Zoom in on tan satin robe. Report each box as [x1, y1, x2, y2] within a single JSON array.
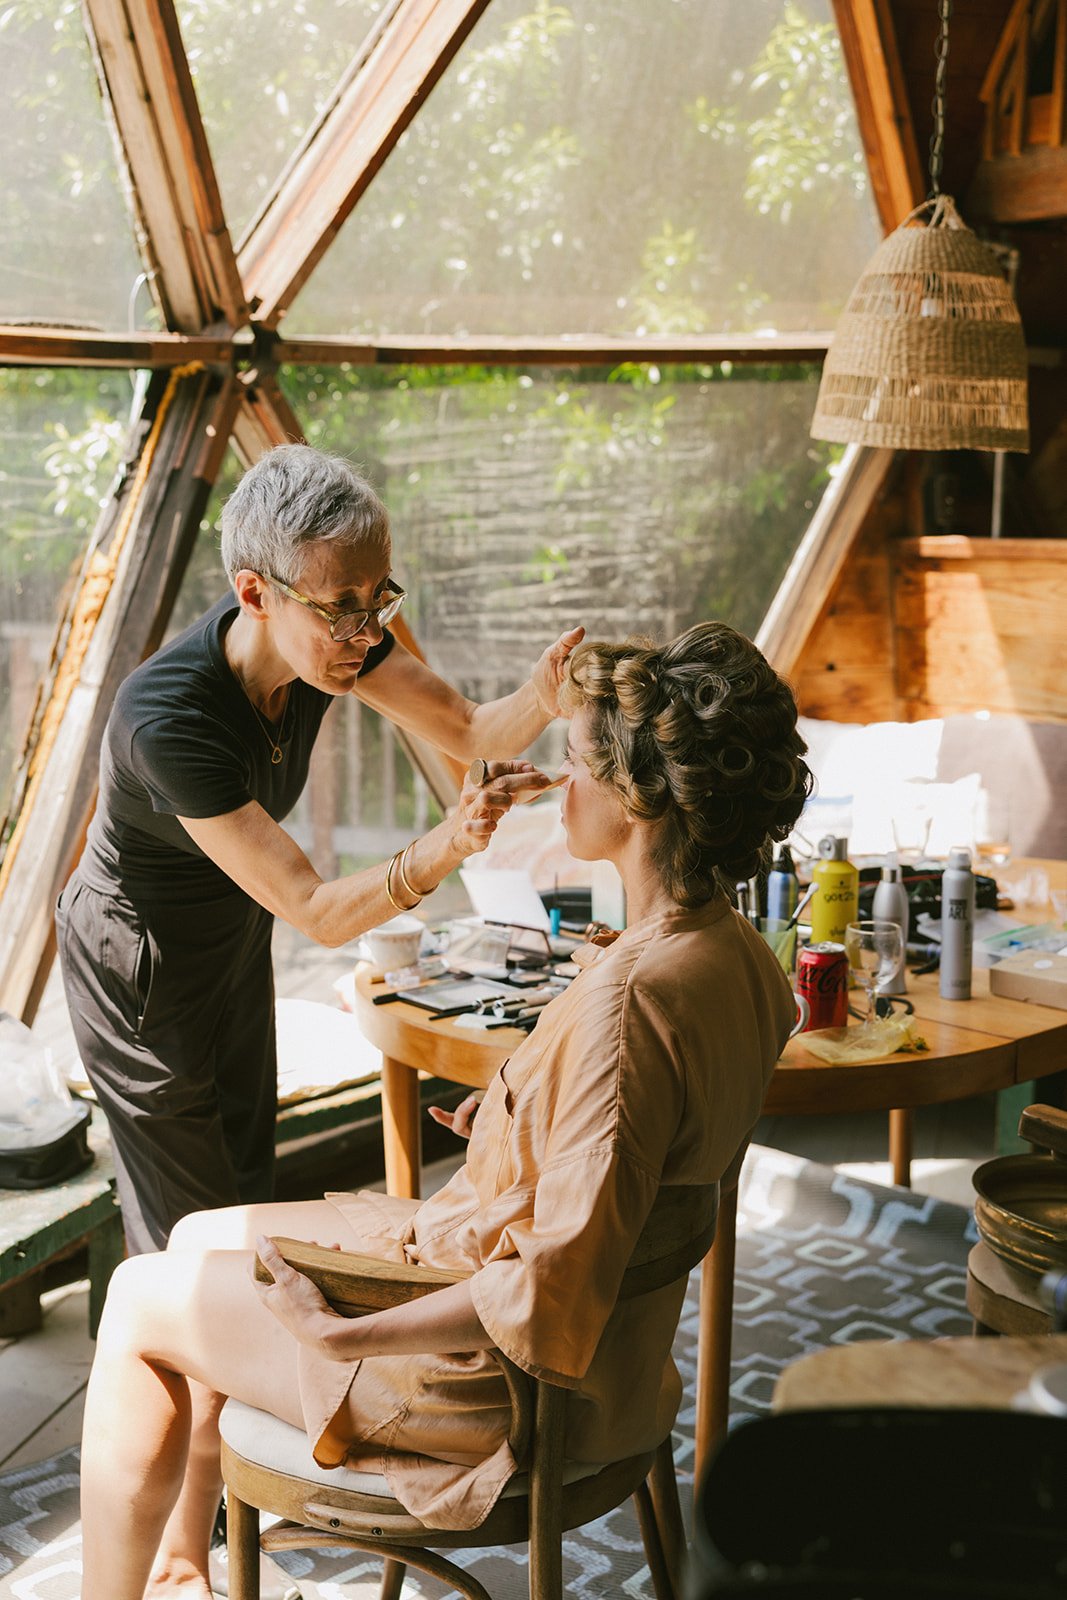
[[298, 893, 794, 1529]]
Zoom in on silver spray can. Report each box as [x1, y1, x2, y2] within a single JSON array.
[[871, 859, 909, 994], [939, 846, 975, 1001]]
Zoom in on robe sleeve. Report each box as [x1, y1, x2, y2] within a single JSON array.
[[467, 974, 686, 1387]]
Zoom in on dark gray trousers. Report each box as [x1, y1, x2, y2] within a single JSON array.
[[56, 874, 277, 1253]]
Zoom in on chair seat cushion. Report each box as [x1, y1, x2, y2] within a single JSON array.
[[220, 1399, 605, 1501]]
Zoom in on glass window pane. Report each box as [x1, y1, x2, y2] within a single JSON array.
[[287, 0, 882, 338], [0, 368, 144, 828], [1, 4, 151, 329], [280, 361, 837, 745], [175, 0, 386, 245]]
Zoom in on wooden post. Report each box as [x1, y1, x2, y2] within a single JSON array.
[[380, 1057, 422, 1199], [694, 1182, 739, 1481], [888, 1107, 913, 1188]]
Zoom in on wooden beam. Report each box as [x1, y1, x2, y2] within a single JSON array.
[[756, 444, 896, 682], [0, 369, 240, 1020], [833, 0, 925, 230], [980, 0, 1030, 105], [230, 374, 306, 465], [1052, 0, 1066, 146], [82, 0, 247, 331], [271, 333, 833, 368], [0, 327, 234, 369], [229, 385, 465, 808], [1009, 3, 1030, 157], [239, 0, 493, 328]]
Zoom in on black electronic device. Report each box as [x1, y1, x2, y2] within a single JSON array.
[[395, 977, 515, 1017]]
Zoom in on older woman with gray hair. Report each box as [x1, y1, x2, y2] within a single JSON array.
[[56, 443, 582, 1257]]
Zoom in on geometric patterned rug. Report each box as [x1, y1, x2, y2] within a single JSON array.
[[0, 1144, 978, 1599]]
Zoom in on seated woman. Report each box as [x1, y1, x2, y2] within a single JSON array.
[[80, 622, 811, 1600]]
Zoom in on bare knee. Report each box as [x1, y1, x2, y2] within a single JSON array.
[[96, 1253, 167, 1352], [168, 1206, 248, 1253]]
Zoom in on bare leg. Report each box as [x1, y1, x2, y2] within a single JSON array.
[[81, 1199, 360, 1600], [149, 1201, 356, 1592], [145, 1384, 225, 1598]]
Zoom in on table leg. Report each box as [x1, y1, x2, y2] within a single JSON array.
[[694, 1181, 739, 1483], [889, 1107, 912, 1188], [381, 1055, 422, 1200]]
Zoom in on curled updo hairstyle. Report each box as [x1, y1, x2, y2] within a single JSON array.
[[560, 622, 812, 907]]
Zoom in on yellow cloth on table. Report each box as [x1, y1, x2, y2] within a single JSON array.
[[801, 1014, 924, 1063]]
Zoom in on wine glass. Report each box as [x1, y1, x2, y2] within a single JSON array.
[[844, 920, 905, 1029]]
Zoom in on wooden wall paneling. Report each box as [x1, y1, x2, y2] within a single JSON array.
[[83, 0, 246, 331], [833, 0, 925, 229], [238, 0, 494, 327], [893, 536, 1067, 723], [0, 369, 240, 1021]]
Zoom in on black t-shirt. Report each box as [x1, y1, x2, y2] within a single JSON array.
[[78, 593, 394, 908]]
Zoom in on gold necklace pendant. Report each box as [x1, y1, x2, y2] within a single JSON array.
[[232, 657, 287, 765], [249, 699, 286, 764]]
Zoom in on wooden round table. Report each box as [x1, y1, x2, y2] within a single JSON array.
[[354, 958, 1067, 1476]]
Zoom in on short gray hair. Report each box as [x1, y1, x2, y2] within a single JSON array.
[[220, 444, 390, 586]]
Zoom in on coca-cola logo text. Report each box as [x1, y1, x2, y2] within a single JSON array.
[[798, 962, 848, 995]]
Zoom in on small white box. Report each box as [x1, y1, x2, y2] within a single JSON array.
[[989, 949, 1067, 1011]]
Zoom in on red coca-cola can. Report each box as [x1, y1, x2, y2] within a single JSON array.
[[796, 941, 849, 1030]]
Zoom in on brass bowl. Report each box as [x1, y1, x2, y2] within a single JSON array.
[[972, 1153, 1067, 1278]]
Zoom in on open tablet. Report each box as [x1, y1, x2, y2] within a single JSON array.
[[395, 977, 516, 1016]]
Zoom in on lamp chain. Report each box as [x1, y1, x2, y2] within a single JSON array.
[[928, 0, 952, 197]]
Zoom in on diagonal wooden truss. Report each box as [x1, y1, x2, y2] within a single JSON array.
[[0, 0, 922, 1018]]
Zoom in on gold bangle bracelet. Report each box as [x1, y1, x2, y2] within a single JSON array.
[[397, 843, 424, 904], [384, 851, 408, 912]]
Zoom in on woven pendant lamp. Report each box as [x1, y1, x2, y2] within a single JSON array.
[[810, 194, 1029, 453]]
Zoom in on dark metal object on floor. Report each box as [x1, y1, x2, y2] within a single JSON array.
[[973, 1104, 1067, 1277], [690, 1408, 1067, 1598]]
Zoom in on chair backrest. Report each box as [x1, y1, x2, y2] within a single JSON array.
[[618, 1181, 719, 1300]]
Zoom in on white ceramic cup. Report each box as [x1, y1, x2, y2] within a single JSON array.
[[790, 993, 811, 1036], [364, 915, 423, 973]]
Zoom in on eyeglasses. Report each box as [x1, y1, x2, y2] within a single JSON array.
[[261, 574, 406, 642]]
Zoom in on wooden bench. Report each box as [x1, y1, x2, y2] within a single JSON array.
[[0, 1109, 123, 1339]]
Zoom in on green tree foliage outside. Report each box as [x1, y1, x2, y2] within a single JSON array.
[[276, 361, 839, 686], [288, 0, 878, 337]]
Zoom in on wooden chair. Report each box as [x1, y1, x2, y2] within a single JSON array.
[[220, 1181, 719, 1600]]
